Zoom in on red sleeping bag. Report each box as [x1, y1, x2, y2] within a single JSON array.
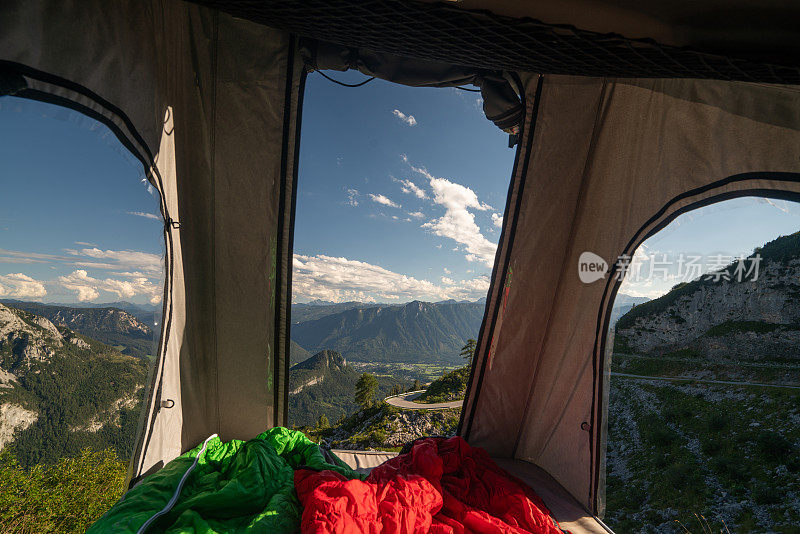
[[294, 436, 565, 533]]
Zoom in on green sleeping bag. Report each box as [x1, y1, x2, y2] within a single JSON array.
[[88, 427, 362, 533]]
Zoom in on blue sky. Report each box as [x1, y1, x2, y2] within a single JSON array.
[[292, 71, 513, 303], [0, 97, 163, 305], [619, 196, 800, 298], [1, 75, 799, 305]]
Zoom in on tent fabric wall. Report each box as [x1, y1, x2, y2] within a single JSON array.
[[461, 72, 800, 514], [0, 0, 303, 483]]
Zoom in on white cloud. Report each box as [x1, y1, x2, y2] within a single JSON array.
[[368, 193, 400, 209], [58, 269, 162, 304], [128, 211, 161, 221], [74, 241, 96, 247], [392, 109, 417, 126], [404, 160, 497, 266], [346, 188, 359, 207], [0, 247, 162, 275], [393, 176, 427, 199], [292, 254, 490, 303], [408, 211, 425, 219], [64, 247, 162, 274], [443, 267, 451, 274], [441, 277, 455, 285], [0, 273, 47, 298], [491, 213, 503, 228], [459, 276, 490, 293]]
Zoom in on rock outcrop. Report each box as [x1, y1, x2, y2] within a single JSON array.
[[0, 403, 38, 451]]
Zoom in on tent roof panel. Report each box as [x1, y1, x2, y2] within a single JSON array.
[[188, 0, 800, 84]]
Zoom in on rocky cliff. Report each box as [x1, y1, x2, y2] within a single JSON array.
[[615, 231, 800, 360]]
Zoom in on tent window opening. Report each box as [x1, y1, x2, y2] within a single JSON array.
[[0, 96, 165, 505], [604, 196, 800, 532], [287, 70, 515, 444]]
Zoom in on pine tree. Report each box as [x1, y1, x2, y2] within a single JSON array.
[[354, 373, 378, 410], [460, 339, 477, 363], [410, 379, 422, 392]]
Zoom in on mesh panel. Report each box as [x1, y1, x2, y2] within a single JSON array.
[[190, 0, 800, 84]]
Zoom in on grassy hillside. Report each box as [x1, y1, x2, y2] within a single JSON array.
[[415, 366, 469, 404], [307, 403, 460, 451], [606, 377, 800, 532], [0, 448, 126, 533]]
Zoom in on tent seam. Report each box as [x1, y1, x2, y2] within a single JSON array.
[[283, 61, 307, 426], [458, 73, 526, 437], [210, 9, 221, 437], [462, 73, 539, 440], [275, 34, 297, 425]]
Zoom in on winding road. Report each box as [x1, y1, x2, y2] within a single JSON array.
[[384, 390, 463, 410], [614, 372, 800, 390]]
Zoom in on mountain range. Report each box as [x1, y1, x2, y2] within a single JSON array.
[[0, 303, 146, 466], [290, 295, 643, 365], [0, 300, 155, 360], [291, 300, 487, 364]]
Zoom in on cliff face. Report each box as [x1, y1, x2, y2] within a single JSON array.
[[0, 303, 63, 370], [615, 237, 800, 360]]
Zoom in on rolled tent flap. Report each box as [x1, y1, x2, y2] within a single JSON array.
[[301, 39, 523, 133], [0, 0, 303, 484], [461, 73, 800, 515]]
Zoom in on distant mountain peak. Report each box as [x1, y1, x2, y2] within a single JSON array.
[[291, 349, 347, 372]]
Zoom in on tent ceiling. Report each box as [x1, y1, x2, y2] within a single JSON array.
[[446, 1, 800, 63], [188, 0, 800, 84]]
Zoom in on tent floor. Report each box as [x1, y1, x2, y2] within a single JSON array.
[[493, 459, 613, 534], [332, 449, 612, 534]]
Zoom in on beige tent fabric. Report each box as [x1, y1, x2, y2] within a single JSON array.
[[462, 73, 800, 514], [1, 0, 302, 482], [331, 449, 398, 474]]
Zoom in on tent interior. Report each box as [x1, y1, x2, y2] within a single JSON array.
[[3, 0, 800, 532]]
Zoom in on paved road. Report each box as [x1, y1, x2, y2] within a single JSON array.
[[384, 390, 463, 410], [614, 372, 800, 390]]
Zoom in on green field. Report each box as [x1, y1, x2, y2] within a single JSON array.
[[350, 361, 462, 384]]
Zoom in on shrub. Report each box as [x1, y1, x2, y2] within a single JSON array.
[[0, 448, 126, 533]]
